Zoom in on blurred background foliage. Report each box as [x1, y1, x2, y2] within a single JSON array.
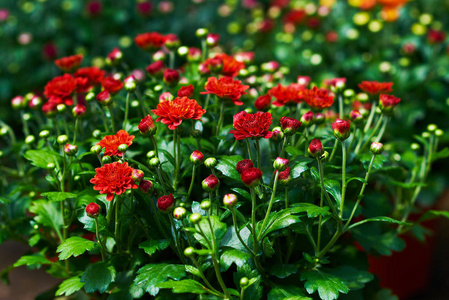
[[1, 0, 448, 200]]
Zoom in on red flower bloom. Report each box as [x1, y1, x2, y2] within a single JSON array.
[[230, 111, 272, 140], [241, 167, 263, 187], [157, 194, 175, 212], [44, 74, 77, 105], [358, 81, 393, 95], [178, 84, 194, 98], [427, 29, 445, 44], [254, 95, 271, 111], [74, 67, 105, 92], [101, 76, 123, 94], [303, 86, 334, 110], [379, 94, 401, 113], [203, 53, 245, 77], [107, 47, 123, 63], [138, 115, 157, 136], [236, 159, 254, 174], [135, 32, 167, 51], [283, 9, 306, 25], [98, 130, 135, 157], [163, 68, 180, 86], [152, 97, 206, 130], [146, 60, 165, 76], [201, 77, 249, 106], [268, 83, 304, 107], [54, 54, 83, 72], [90, 162, 138, 201]]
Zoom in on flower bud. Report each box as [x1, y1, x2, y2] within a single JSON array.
[[411, 143, 420, 151], [223, 193, 238, 208], [163, 68, 180, 86], [196, 28, 209, 38], [46, 162, 56, 170], [93, 130, 102, 139], [132, 169, 144, 183], [349, 110, 363, 124], [427, 124, 437, 132], [241, 168, 263, 188], [261, 61, 281, 73], [273, 157, 289, 171], [189, 212, 202, 224], [187, 47, 202, 62], [173, 207, 187, 220], [84, 91, 96, 102], [370, 142, 384, 155], [28, 95, 42, 110], [277, 167, 292, 185], [153, 50, 166, 62], [149, 157, 160, 168], [297, 76, 311, 86], [202, 174, 220, 192], [435, 129, 444, 137], [205, 157, 217, 169], [422, 132, 430, 138], [73, 104, 87, 118], [379, 94, 401, 114], [240, 277, 249, 288], [190, 150, 204, 165], [39, 130, 50, 139], [96, 90, 112, 106], [56, 103, 66, 113], [164, 34, 180, 50], [11, 96, 25, 110], [331, 119, 351, 141], [106, 47, 123, 65], [25, 135, 35, 145], [236, 159, 254, 174], [206, 33, 220, 47], [200, 200, 212, 210], [280, 116, 302, 136], [139, 179, 154, 193], [146, 151, 156, 158], [177, 84, 194, 98], [57, 135, 69, 145], [139, 115, 157, 136], [184, 246, 195, 257], [314, 112, 326, 125], [146, 60, 165, 77], [64, 144, 78, 156], [177, 46, 189, 57], [308, 138, 324, 158], [118, 144, 128, 153], [300, 111, 314, 127], [270, 127, 284, 143], [157, 194, 175, 213], [86, 202, 101, 218], [102, 155, 112, 164], [124, 75, 137, 92], [159, 92, 174, 102], [91, 144, 102, 154]]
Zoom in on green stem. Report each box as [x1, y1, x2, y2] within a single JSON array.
[[204, 94, 211, 111], [216, 99, 225, 136], [189, 256, 224, 298], [340, 140, 347, 219], [318, 159, 338, 216], [169, 215, 186, 264], [357, 114, 384, 154], [255, 139, 261, 170], [374, 116, 389, 143], [108, 105, 116, 133], [115, 196, 121, 251], [363, 101, 377, 133], [317, 177, 324, 253], [328, 139, 339, 163], [257, 172, 279, 241], [123, 92, 130, 130], [72, 118, 79, 144], [279, 136, 287, 157], [95, 217, 106, 261], [186, 165, 196, 202], [150, 135, 159, 158], [231, 208, 255, 256], [343, 154, 376, 232], [245, 139, 254, 161], [338, 92, 344, 119], [169, 51, 175, 69]]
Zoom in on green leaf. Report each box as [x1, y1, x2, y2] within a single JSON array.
[[285, 146, 302, 158], [324, 180, 341, 207], [13, 255, 52, 268], [194, 216, 227, 248], [185, 265, 201, 277], [231, 187, 250, 201], [432, 147, 449, 162], [134, 264, 186, 296], [41, 191, 77, 202], [328, 266, 374, 290], [290, 157, 313, 179], [268, 284, 312, 300], [159, 149, 176, 167], [56, 276, 85, 297], [220, 249, 251, 272], [417, 209, 449, 223], [346, 177, 367, 185], [57, 236, 97, 260], [347, 216, 411, 230], [29, 200, 63, 239], [301, 269, 349, 300], [258, 208, 303, 239], [157, 279, 208, 294], [290, 203, 331, 218], [269, 264, 298, 279], [81, 261, 116, 293], [24, 149, 61, 169], [352, 224, 405, 255], [215, 155, 243, 181], [139, 239, 170, 256], [360, 153, 387, 169]]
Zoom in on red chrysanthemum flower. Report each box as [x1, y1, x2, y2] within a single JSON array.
[[254, 94, 271, 111], [203, 53, 245, 77], [229, 111, 273, 140], [74, 67, 105, 92], [54, 54, 84, 72], [268, 83, 305, 107], [44, 74, 77, 105], [303, 86, 334, 110], [151, 97, 206, 130], [146, 60, 166, 76], [201, 77, 249, 106], [90, 162, 138, 201], [283, 9, 306, 25], [98, 130, 135, 157], [135, 32, 167, 51], [101, 76, 123, 94], [177, 84, 194, 98], [236, 159, 254, 174], [138, 115, 157, 136], [379, 94, 401, 113], [358, 81, 393, 95]]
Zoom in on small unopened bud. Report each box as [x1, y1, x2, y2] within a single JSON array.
[[86, 202, 101, 218], [93, 129, 102, 139], [427, 124, 437, 132], [196, 28, 209, 38], [344, 89, 355, 98], [157, 194, 175, 213], [139, 115, 157, 137], [124, 75, 137, 92], [350, 110, 363, 124], [132, 169, 144, 183], [72, 104, 86, 118], [11, 96, 25, 110], [202, 174, 220, 192], [273, 157, 289, 171], [96, 90, 112, 106], [206, 33, 220, 47], [57, 135, 68, 145], [85, 91, 96, 102], [64, 144, 78, 156], [148, 157, 160, 167], [0, 127, 9, 136], [331, 119, 351, 141], [25, 135, 35, 145], [411, 143, 420, 151], [315, 113, 326, 125], [240, 168, 262, 188], [205, 157, 217, 169], [39, 130, 50, 139], [189, 212, 202, 224], [91, 144, 102, 154], [139, 180, 154, 193], [163, 69, 180, 86], [46, 162, 56, 170], [184, 247, 195, 257], [173, 207, 187, 220], [102, 155, 112, 164], [118, 144, 128, 153], [280, 116, 302, 136], [146, 151, 156, 158], [270, 127, 284, 143], [223, 194, 238, 209], [422, 132, 430, 138], [190, 150, 204, 165], [200, 200, 212, 210], [240, 277, 249, 288], [308, 138, 324, 158], [177, 46, 189, 57], [435, 129, 444, 137], [301, 111, 314, 127], [370, 142, 384, 155], [56, 103, 66, 113]]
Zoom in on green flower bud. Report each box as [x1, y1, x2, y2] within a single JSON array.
[[240, 277, 249, 288], [149, 157, 160, 167], [200, 200, 211, 210], [146, 151, 156, 158], [91, 144, 102, 154], [195, 28, 208, 38], [92, 129, 102, 139], [427, 124, 437, 132], [102, 155, 112, 164], [39, 130, 50, 139], [85, 91, 96, 102], [46, 162, 56, 170], [370, 142, 384, 155], [189, 213, 202, 225], [435, 129, 444, 137], [204, 157, 217, 169], [223, 194, 238, 209], [411, 143, 420, 151], [57, 135, 69, 145], [25, 135, 35, 144], [118, 144, 128, 153], [184, 247, 195, 257], [173, 207, 187, 220]]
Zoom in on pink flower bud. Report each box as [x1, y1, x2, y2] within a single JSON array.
[[300, 111, 314, 127], [273, 157, 289, 171], [187, 47, 202, 62], [270, 127, 284, 143], [241, 168, 263, 188], [73, 104, 86, 117], [28, 95, 43, 110], [139, 180, 154, 193], [157, 194, 175, 212], [331, 119, 351, 140], [370, 142, 384, 155], [280, 116, 302, 136], [138, 115, 157, 136], [379, 94, 401, 114], [146, 60, 165, 77], [173, 207, 187, 220], [163, 68, 180, 86], [96, 90, 112, 106], [308, 138, 324, 157], [107, 47, 123, 64], [297, 76, 311, 87], [11, 96, 25, 110], [206, 33, 220, 47], [223, 193, 238, 208], [277, 167, 292, 185], [64, 144, 78, 156], [350, 110, 363, 124], [190, 150, 204, 165], [132, 169, 144, 183], [86, 202, 101, 218], [202, 174, 220, 192], [159, 92, 174, 102]]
